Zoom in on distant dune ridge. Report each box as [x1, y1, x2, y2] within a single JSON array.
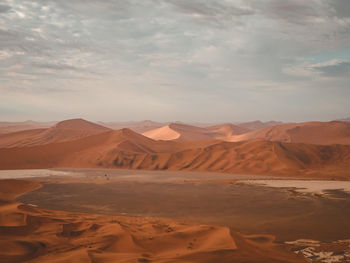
[[235, 120, 283, 131], [0, 120, 55, 134], [229, 121, 350, 145], [0, 118, 350, 178], [0, 118, 110, 148]]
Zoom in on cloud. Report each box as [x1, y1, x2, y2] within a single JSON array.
[[0, 4, 11, 13], [329, 0, 350, 18], [312, 59, 350, 77], [0, 0, 349, 122]]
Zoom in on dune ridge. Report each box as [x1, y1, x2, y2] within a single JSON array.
[[1, 128, 349, 178]]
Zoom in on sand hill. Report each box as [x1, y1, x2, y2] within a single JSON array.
[[230, 121, 350, 145], [0, 118, 110, 148]]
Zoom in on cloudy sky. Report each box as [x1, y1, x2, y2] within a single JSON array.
[[0, 0, 349, 122]]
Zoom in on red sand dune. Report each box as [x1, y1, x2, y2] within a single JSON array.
[[1, 127, 349, 178], [0, 119, 110, 148], [230, 121, 350, 145]]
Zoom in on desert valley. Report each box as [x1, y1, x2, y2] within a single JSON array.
[[1, 0, 350, 262], [1, 118, 350, 263]]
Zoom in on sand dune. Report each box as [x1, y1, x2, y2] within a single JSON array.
[[1, 127, 349, 178], [0, 119, 110, 148], [230, 121, 350, 145]]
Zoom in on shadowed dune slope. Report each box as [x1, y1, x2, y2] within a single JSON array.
[[1, 128, 350, 178], [230, 121, 350, 145], [0, 119, 110, 148]]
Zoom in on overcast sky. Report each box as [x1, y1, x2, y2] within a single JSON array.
[[0, 0, 350, 122]]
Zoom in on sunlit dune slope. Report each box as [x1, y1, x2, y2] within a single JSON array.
[[0, 118, 110, 148], [230, 121, 350, 145]]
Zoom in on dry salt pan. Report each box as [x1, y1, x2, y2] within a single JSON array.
[[240, 180, 350, 195]]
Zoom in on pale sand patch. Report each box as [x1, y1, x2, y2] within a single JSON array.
[[143, 125, 180, 140], [240, 180, 350, 194]]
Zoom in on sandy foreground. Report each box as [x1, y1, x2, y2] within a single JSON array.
[[0, 170, 311, 263]]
